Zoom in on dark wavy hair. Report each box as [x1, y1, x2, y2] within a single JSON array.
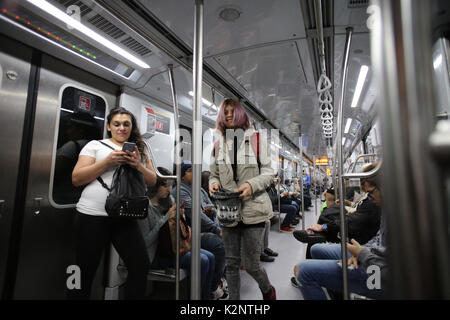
[[106, 107, 148, 162], [147, 167, 174, 212]]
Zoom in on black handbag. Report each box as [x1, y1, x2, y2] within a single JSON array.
[[97, 141, 148, 219]]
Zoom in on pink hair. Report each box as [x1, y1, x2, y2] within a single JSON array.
[[216, 98, 250, 135]]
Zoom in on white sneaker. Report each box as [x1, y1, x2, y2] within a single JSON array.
[[220, 278, 228, 292], [210, 287, 229, 300]]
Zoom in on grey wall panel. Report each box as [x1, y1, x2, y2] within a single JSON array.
[[0, 35, 32, 298], [13, 53, 118, 299]]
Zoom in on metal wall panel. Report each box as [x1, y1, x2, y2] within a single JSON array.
[[12, 53, 118, 299], [0, 35, 32, 298]]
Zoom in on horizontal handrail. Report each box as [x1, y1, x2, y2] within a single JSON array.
[[347, 154, 379, 173], [342, 161, 382, 179], [145, 138, 177, 180]]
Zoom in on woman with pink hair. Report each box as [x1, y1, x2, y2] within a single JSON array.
[[209, 98, 276, 300]]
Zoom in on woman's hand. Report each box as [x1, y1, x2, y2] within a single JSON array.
[[123, 146, 142, 169], [347, 239, 363, 257], [168, 205, 176, 219], [209, 183, 220, 196], [238, 182, 253, 198], [307, 224, 324, 232], [106, 150, 127, 167]]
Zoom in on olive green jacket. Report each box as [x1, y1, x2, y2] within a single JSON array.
[[209, 128, 274, 225]]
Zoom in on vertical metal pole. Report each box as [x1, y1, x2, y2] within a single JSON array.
[[191, 0, 203, 300], [300, 135, 305, 230], [313, 155, 318, 217], [336, 27, 353, 300], [373, 0, 450, 298], [167, 64, 181, 300], [277, 177, 281, 233]]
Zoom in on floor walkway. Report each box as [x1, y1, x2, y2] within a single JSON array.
[[240, 199, 321, 300]]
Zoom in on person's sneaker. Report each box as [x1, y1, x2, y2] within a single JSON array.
[[210, 287, 229, 300], [290, 276, 299, 288], [219, 278, 228, 292], [264, 248, 279, 257], [262, 285, 276, 300], [292, 230, 327, 244], [260, 252, 275, 262], [280, 226, 294, 233]]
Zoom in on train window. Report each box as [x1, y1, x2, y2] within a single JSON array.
[[50, 86, 106, 206], [179, 124, 192, 162]]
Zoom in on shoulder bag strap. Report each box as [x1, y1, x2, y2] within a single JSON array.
[[96, 140, 116, 192]]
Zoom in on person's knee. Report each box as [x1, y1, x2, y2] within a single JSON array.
[[310, 243, 326, 258], [296, 262, 313, 285]]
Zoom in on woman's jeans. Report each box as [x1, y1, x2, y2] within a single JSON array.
[[296, 243, 383, 300], [223, 225, 271, 300], [70, 212, 150, 300]]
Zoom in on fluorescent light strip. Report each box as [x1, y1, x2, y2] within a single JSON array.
[[344, 118, 353, 134], [342, 137, 346, 145], [27, 0, 150, 69], [351, 65, 369, 108]]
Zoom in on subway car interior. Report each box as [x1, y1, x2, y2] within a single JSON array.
[[0, 0, 449, 301]]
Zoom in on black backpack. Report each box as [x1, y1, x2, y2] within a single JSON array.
[[97, 141, 148, 219]]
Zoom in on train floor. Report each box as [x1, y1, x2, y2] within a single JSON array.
[[240, 198, 322, 300]]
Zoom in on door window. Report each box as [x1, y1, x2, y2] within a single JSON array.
[[51, 86, 106, 206]]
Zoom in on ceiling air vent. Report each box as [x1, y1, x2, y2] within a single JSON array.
[[120, 37, 151, 56], [88, 14, 126, 39], [347, 0, 370, 8]]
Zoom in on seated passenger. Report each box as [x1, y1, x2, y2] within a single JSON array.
[[294, 171, 386, 300], [139, 167, 218, 300], [266, 177, 299, 232], [172, 161, 227, 299], [293, 163, 381, 247]]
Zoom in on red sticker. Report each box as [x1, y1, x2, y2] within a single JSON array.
[[79, 96, 91, 111]]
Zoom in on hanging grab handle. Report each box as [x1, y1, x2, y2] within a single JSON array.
[[320, 103, 334, 113], [319, 90, 333, 104], [317, 73, 332, 93]]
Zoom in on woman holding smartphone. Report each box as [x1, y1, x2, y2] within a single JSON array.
[[70, 107, 156, 300]]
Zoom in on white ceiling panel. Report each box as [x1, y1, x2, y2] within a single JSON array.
[[138, 0, 307, 57]]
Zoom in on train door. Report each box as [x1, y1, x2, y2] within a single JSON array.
[[0, 35, 33, 299], [1, 35, 118, 299]]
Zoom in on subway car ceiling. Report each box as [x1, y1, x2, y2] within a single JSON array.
[[0, 0, 379, 165]]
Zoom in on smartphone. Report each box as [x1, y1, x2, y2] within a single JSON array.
[[122, 142, 136, 153]]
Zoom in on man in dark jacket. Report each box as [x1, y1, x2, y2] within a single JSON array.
[[293, 163, 381, 246], [294, 162, 387, 300]]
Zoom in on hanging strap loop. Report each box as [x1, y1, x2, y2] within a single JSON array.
[[317, 73, 332, 93]]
